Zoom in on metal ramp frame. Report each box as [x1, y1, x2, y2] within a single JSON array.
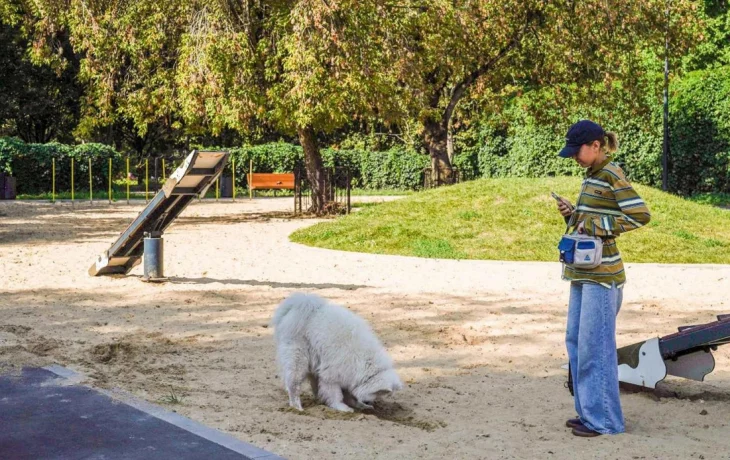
[[617, 314, 730, 389], [89, 150, 229, 276]]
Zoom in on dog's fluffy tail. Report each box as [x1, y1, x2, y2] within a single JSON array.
[[271, 292, 325, 328]]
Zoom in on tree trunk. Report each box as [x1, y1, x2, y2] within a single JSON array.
[[419, 16, 535, 188], [297, 125, 328, 214], [447, 118, 454, 164], [423, 119, 454, 186]]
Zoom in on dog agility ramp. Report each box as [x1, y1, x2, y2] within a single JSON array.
[[617, 314, 730, 388], [89, 150, 229, 276]]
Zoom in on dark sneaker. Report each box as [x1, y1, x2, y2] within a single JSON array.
[[572, 424, 601, 437], [565, 417, 583, 429]]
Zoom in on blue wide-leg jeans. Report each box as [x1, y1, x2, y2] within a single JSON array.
[[566, 281, 625, 434]]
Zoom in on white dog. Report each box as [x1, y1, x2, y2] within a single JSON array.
[[271, 293, 403, 412]]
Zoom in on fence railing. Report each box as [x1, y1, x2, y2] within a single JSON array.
[[294, 166, 351, 214]]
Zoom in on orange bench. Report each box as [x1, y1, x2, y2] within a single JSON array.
[[247, 172, 295, 197]]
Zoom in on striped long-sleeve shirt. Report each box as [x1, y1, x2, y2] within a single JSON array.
[[562, 158, 651, 288]]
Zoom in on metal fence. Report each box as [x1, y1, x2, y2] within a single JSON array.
[[294, 166, 351, 215]]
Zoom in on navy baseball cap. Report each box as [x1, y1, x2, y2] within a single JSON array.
[[558, 120, 605, 158]]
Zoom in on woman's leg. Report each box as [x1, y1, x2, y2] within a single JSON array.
[[575, 282, 625, 434], [565, 282, 583, 419]]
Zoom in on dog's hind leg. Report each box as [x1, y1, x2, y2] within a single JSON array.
[[318, 381, 353, 412], [280, 344, 308, 411], [308, 373, 319, 398]]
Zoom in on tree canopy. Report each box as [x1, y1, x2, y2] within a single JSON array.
[[0, 0, 719, 208]]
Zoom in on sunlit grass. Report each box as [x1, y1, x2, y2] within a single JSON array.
[[291, 177, 730, 264]]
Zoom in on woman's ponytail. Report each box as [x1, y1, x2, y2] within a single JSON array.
[[603, 132, 618, 154]]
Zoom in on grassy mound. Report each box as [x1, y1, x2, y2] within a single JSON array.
[[290, 177, 730, 264]]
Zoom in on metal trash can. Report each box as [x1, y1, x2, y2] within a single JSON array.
[[0, 174, 16, 200], [142, 232, 167, 282], [219, 175, 234, 198]]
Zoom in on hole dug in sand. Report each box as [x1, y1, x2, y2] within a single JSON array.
[[278, 394, 445, 431], [87, 333, 178, 364], [90, 342, 137, 363]]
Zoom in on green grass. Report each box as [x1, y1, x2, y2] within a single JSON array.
[[290, 177, 730, 264], [351, 188, 414, 196], [159, 386, 183, 405], [689, 192, 730, 208]]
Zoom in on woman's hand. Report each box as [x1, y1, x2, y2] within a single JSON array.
[[577, 221, 586, 234], [557, 198, 573, 217]]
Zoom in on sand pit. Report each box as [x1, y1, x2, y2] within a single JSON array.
[[1, 197, 729, 459]]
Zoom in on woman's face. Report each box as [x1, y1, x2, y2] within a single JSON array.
[[573, 140, 601, 168]]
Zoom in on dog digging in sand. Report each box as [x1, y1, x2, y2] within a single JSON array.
[[271, 293, 403, 412]]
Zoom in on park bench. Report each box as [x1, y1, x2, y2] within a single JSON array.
[[247, 172, 295, 197]]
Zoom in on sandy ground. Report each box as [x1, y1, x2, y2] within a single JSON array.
[[1, 197, 730, 460]]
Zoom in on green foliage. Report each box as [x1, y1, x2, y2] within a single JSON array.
[[450, 64, 730, 195], [0, 138, 125, 194], [229, 142, 304, 175], [3, 138, 430, 194], [689, 192, 730, 207], [0, 137, 23, 174], [0, 21, 80, 143], [338, 147, 429, 190], [668, 66, 730, 195], [681, 0, 730, 71], [227, 142, 428, 190]]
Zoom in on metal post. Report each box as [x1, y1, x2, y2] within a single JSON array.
[[52, 158, 55, 203], [162, 158, 166, 181], [154, 156, 159, 192], [216, 177, 219, 201], [662, 0, 670, 192], [126, 157, 130, 204], [108, 157, 112, 203], [232, 157, 236, 202], [298, 167, 302, 213], [71, 158, 74, 203], [89, 157, 93, 203], [294, 168, 298, 213], [346, 169, 351, 214], [249, 159, 253, 200], [142, 231, 166, 282], [145, 158, 149, 202]]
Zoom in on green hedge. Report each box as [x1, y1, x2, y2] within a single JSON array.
[[226, 142, 428, 190], [668, 67, 730, 195], [453, 67, 730, 196], [0, 138, 126, 194], [1, 139, 431, 194]]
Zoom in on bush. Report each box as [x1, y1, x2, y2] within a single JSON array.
[[454, 68, 730, 196], [348, 146, 429, 190], [0, 137, 24, 175], [668, 67, 730, 195], [227, 142, 428, 190], [0, 138, 126, 194]]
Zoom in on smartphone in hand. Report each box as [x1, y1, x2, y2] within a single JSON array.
[[550, 191, 563, 202]]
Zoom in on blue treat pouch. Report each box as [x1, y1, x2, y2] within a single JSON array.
[[558, 237, 576, 264]]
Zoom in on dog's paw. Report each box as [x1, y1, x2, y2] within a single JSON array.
[[354, 401, 374, 410], [289, 400, 304, 411], [330, 403, 354, 412]]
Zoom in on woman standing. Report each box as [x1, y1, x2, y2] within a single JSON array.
[[555, 120, 651, 437]]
